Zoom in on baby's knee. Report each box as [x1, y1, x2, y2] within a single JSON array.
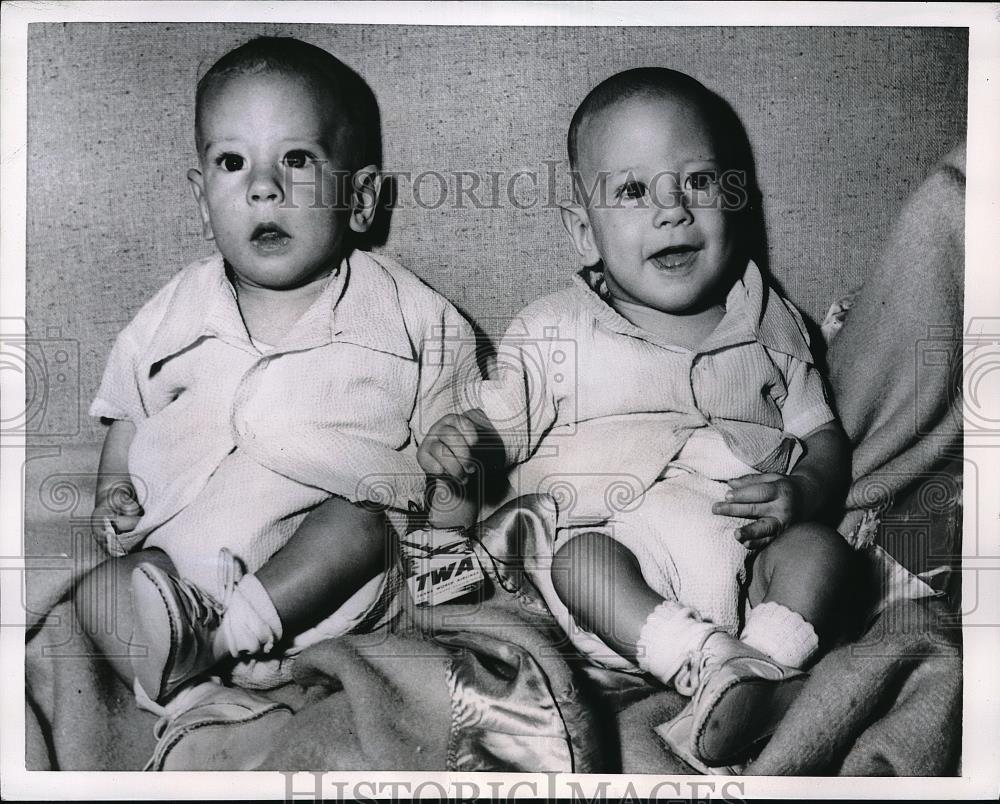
[[551, 531, 635, 602], [761, 523, 852, 578], [551, 533, 593, 601], [314, 494, 387, 543], [553, 531, 638, 568]]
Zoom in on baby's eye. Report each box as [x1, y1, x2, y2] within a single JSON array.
[[684, 171, 719, 191], [282, 150, 315, 169], [216, 153, 245, 172], [617, 180, 647, 200]]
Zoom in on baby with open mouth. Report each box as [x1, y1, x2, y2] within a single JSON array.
[[250, 221, 292, 251], [417, 67, 854, 771], [649, 243, 701, 271], [78, 36, 477, 769]]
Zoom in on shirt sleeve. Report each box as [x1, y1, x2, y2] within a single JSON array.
[[409, 302, 482, 446], [89, 324, 146, 422], [471, 301, 564, 466], [771, 350, 837, 439]]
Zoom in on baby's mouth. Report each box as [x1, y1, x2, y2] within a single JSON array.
[[649, 245, 699, 271], [250, 222, 292, 252]]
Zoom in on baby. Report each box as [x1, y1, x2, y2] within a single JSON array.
[[78, 36, 473, 755], [419, 68, 854, 769]]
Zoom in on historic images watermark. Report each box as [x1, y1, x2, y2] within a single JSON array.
[[278, 771, 748, 802], [260, 160, 752, 213]]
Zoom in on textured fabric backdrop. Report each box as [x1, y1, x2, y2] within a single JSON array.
[[26, 23, 967, 445]]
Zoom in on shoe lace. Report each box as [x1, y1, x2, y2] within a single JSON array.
[[173, 575, 224, 628], [216, 547, 242, 607], [674, 648, 718, 697], [171, 547, 242, 628]]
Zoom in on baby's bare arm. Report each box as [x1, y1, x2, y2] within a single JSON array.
[[92, 419, 144, 542], [417, 409, 505, 528], [416, 409, 500, 482], [786, 421, 850, 520], [712, 422, 850, 550]]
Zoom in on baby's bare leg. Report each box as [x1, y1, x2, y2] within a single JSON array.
[[254, 494, 391, 634], [127, 496, 392, 701], [746, 523, 856, 649], [74, 547, 176, 684], [550, 531, 664, 661]]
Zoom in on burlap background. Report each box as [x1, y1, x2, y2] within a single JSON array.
[[25, 23, 967, 444]]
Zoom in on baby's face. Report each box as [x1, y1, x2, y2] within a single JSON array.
[[189, 71, 357, 290], [572, 94, 739, 315]]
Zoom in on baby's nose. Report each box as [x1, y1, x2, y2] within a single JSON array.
[[247, 168, 284, 204], [652, 189, 694, 226]]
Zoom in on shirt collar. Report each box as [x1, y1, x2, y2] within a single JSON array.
[[572, 260, 814, 362], [145, 250, 414, 371], [323, 250, 415, 360]]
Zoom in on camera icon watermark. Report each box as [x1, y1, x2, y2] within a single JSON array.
[[453, 319, 579, 439], [0, 319, 80, 438], [415, 317, 579, 442], [916, 317, 1000, 439]]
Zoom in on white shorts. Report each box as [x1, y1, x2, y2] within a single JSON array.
[[525, 429, 756, 670]]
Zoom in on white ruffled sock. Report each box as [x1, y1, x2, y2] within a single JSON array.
[[740, 601, 819, 669], [635, 600, 718, 690], [216, 573, 284, 658]]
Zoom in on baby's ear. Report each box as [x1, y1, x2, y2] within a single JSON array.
[[348, 165, 383, 234], [186, 168, 214, 241], [559, 202, 601, 266]]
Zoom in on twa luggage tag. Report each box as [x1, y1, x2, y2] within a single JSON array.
[[400, 526, 485, 606]]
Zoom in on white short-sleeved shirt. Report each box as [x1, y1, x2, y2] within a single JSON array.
[[91, 249, 475, 588], [471, 261, 835, 521]]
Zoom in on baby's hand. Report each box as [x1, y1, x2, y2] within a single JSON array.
[[711, 473, 804, 551], [90, 482, 144, 550], [417, 409, 497, 485]]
